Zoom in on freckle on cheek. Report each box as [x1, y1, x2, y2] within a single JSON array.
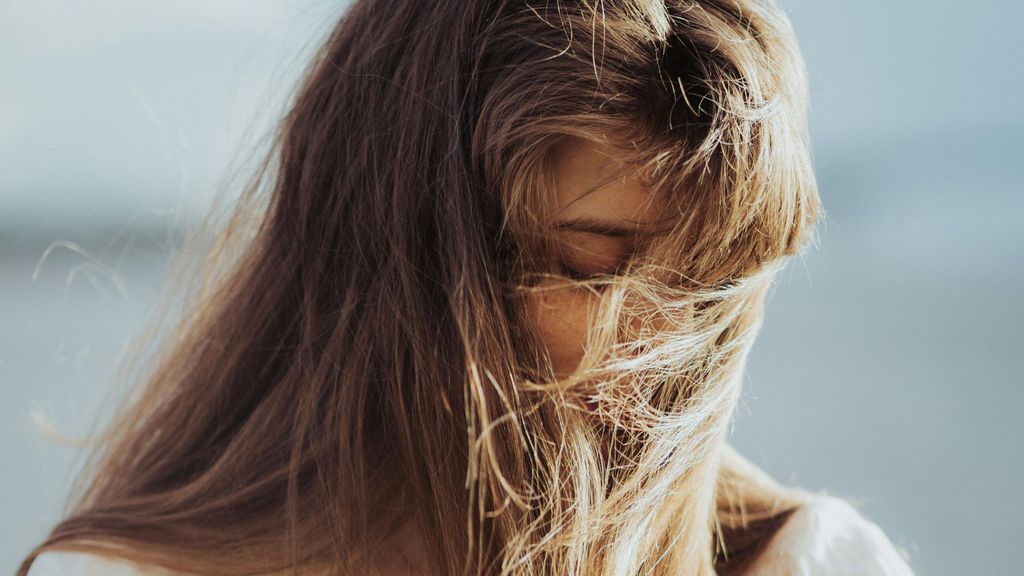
[[525, 288, 602, 377]]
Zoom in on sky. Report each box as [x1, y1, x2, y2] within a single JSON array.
[[2, 0, 1023, 230]]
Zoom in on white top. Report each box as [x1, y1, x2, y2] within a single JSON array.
[[27, 552, 171, 576], [27, 495, 915, 575], [747, 495, 915, 575]]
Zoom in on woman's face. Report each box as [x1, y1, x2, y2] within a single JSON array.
[[523, 138, 663, 377]]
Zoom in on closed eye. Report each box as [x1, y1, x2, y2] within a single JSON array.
[[558, 262, 602, 281], [556, 230, 634, 282], [557, 258, 630, 283]]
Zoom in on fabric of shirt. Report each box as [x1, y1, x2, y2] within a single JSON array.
[[747, 495, 915, 575]]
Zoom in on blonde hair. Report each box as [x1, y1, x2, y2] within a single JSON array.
[[20, 1, 818, 574]]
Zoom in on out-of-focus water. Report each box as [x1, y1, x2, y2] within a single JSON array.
[[734, 128, 1024, 575]]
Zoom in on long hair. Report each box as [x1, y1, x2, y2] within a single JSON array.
[[20, 0, 819, 574]]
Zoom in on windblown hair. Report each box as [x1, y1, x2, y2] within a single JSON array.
[[20, 0, 819, 575]]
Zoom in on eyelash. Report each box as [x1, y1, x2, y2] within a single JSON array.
[[558, 261, 614, 282], [559, 263, 594, 281]]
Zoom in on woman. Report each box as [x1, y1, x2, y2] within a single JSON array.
[[20, 0, 914, 574]]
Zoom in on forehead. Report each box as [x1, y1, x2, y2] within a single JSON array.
[[550, 137, 662, 227]]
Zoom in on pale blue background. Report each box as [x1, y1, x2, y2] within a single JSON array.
[[3, 2, 1022, 574]]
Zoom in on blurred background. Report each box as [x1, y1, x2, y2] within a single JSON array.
[[2, 1, 1021, 574]]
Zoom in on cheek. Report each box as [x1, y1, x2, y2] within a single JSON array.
[[523, 286, 602, 378]]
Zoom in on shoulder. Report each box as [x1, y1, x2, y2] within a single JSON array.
[[27, 550, 177, 576], [747, 494, 915, 576]]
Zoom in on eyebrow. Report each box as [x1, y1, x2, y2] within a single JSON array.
[[554, 217, 668, 238]]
